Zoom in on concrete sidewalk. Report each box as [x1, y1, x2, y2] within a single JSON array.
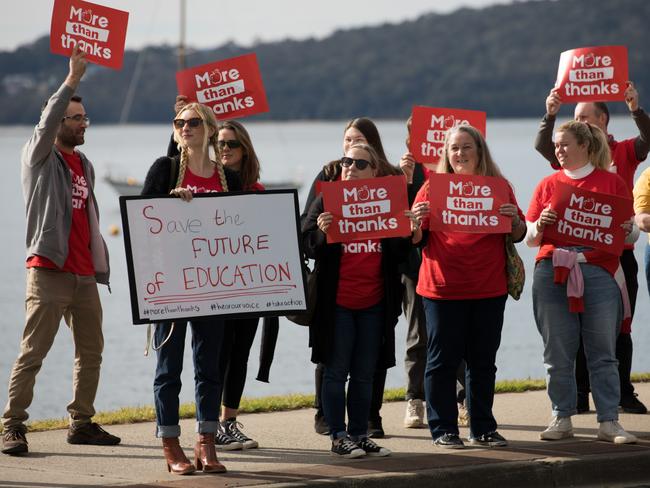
[[1, 383, 649, 488]]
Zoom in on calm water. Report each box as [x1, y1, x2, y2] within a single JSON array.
[[1, 118, 648, 421]]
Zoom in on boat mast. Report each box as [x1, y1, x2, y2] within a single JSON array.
[[178, 0, 186, 70]]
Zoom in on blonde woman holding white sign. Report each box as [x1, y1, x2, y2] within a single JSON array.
[[142, 102, 242, 475], [526, 120, 637, 444], [412, 125, 526, 449]]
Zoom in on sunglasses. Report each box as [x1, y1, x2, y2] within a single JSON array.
[[173, 117, 203, 129], [340, 157, 374, 170], [217, 139, 242, 149]]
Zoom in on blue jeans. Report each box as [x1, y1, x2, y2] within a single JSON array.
[[153, 320, 225, 437], [532, 259, 621, 422], [422, 294, 507, 440], [322, 303, 384, 441]]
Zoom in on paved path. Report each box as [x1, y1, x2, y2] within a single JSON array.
[[1, 383, 650, 487]]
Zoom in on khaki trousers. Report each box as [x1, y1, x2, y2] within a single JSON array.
[[2, 268, 103, 429]]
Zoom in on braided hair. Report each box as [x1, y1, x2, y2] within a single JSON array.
[[172, 102, 228, 191]]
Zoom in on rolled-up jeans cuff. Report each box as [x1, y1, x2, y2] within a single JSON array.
[[196, 420, 218, 434], [156, 424, 181, 438]]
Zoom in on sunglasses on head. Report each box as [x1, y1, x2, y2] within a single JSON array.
[[173, 117, 203, 129], [217, 139, 242, 149], [340, 157, 373, 170]]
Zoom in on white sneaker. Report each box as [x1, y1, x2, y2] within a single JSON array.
[[404, 399, 425, 428], [597, 420, 637, 444], [540, 416, 574, 440]]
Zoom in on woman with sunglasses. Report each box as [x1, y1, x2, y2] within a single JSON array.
[[167, 99, 278, 451], [302, 143, 419, 457], [411, 125, 526, 449], [301, 117, 401, 438], [212, 119, 278, 451], [142, 102, 241, 475]]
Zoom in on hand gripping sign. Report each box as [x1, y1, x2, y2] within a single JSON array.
[[176, 53, 269, 120], [546, 182, 633, 255], [50, 0, 129, 69], [321, 175, 410, 243], [428, 173, 511, 234], [555, 45, 628, 103], [409, 106, 487, 165]]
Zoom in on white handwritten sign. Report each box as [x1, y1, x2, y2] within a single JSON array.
[[120, 191, 306, 324]]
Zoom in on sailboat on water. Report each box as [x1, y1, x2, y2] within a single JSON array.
[[104, 1, 302, 195]]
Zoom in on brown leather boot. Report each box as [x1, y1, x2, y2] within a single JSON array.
[[162, 437, 195, 475], [195, 433, 227, 473]]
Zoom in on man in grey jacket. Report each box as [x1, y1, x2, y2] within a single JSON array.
[[2, 46, 119, 455]]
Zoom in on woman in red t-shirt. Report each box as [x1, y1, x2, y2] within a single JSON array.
[[412, 125, 526, 449], [301, 117, 401, 438], [526, 120, 637, 444], [302, 143, 419, 458], [143, 102, 236, 475]]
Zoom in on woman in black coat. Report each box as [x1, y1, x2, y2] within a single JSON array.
[[301, 143, 418, 458]]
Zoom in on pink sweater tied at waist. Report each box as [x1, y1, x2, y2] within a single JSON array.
[[551, 248, 632, 333]]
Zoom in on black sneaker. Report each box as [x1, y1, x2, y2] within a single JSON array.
[[223, 419, 258, 449], [314, 412, 330, 435], [469, 431, 508, 447], [331, 436, 365, 458], [67, 423, 120, 445], [215, 423, 243, 451], [577, 392, 590, 414], [2, 426, 28, 455], [367, 417, 384, 438], [433, 433, 465, 449], [620, 393, 648, 414], [356, 437, 391, 457]]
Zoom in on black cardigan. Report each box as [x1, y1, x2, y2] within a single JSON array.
[[141, 155, 242, 195], [301, 195, 407, 369]]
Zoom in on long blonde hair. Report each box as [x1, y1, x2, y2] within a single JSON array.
[[557, 120, 611, 170], [438, 125, 504, 178], [173, 102, 228, 191]]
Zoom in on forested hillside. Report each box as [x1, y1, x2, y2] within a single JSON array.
[[1, 0, 649, 123]]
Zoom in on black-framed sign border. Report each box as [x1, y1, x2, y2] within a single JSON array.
[[119, 189, 308, 325]]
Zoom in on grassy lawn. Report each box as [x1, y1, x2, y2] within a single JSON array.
[[18, 373, 650, 433]]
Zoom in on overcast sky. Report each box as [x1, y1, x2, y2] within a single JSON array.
[[1, 0, 512, 51]]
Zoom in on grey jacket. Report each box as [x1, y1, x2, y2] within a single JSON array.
[[21, 82, 110, 286]]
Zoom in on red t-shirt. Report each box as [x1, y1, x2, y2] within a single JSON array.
[[247, 181, 265, 192], [414, 181, 524, 300], [336, 239, 384, 309], [27, 150, 94, 275], [180, 167, 224, 193], [526, 168, 629, 275], [609, 137, 640, 194]]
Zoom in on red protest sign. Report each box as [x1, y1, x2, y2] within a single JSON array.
[[50, 0, 129, 70], [546, 182, 632, 254], [428, 173, 511, 233], [176, 54, 269, 120], [409, 106, 486, 166], [321, 176, 410, 243], [555, 45, 628, 103]]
